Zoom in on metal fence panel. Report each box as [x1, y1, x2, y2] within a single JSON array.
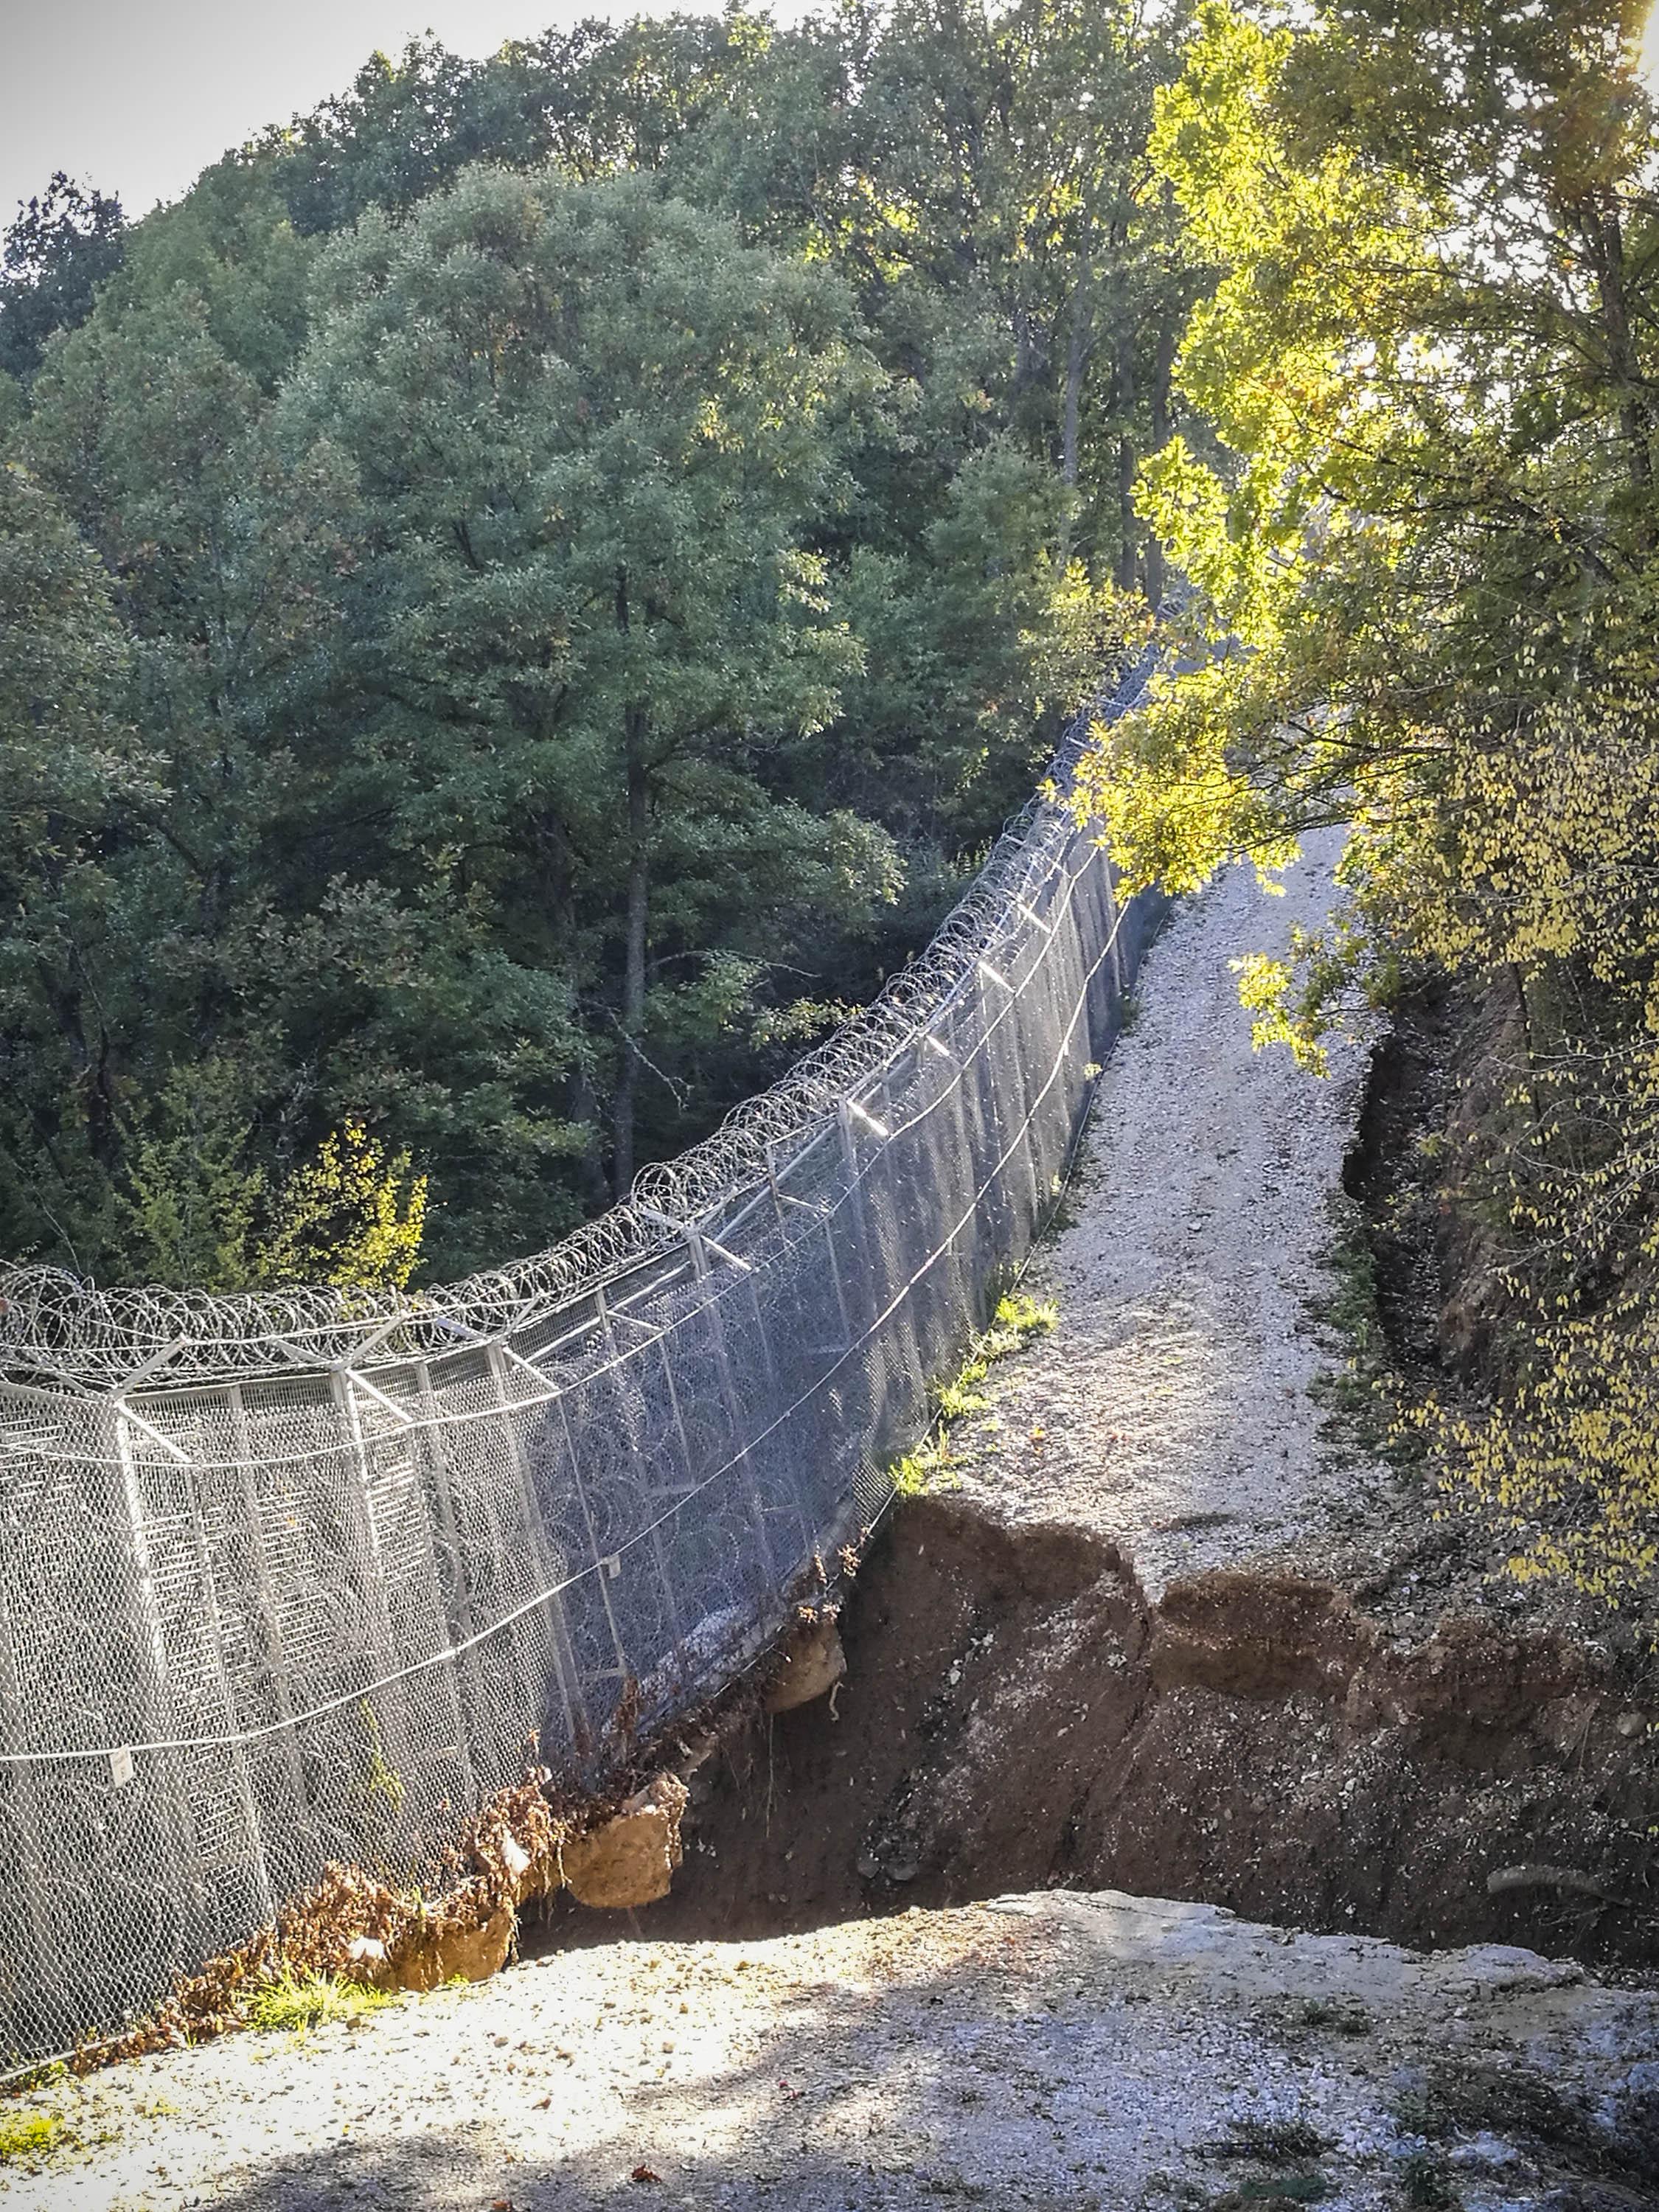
[[0, 658, 1164, 2065]]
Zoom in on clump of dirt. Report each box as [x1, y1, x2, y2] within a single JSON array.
[[550, 1496, 1658, 1968]]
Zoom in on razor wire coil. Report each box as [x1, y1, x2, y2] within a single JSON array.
[[0, 648, 1161, 2066]]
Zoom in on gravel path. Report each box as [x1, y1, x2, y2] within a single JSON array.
[[4, 1893, 1652, 2212], [953, 826, 1371, 1594]]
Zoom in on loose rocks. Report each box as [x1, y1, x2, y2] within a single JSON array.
[[762, 1613, 846, 1714]]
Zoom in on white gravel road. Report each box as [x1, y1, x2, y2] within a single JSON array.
[[953, 826, 1372, 1594], [2, 1893, 1651, 2212]]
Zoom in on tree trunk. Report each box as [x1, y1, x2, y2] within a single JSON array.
[[540, 808, 610, 1211], [611, 700, 650, 1202], [1112, 276, 1138, 594], [1144, 306, 1181, 608], [1062, 289, 1091, 493], [1586, 197, 1652, 495]]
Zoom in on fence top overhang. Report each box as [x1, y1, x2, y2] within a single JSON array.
[[0, 647, 1158, 1399]]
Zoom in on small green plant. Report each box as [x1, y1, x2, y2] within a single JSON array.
[[1217, 2183, 1329, 2208], [892, 1288, 1060, 1495], [893, 1430, 960, 1496], [349, 1699, 407, 1858], [244, 1974, 394, 2035], [0, 2111, 70, 2164], [986, 1291, 1058, 1350], [933, 1354, 990, 1420], [1294, 1997, 1372, 2037], [4, 2061, 66, 2095], [1396, 2148, 1458, 2209]]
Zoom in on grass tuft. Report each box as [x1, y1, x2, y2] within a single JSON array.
[[1212, 2118, 1332, 2166], [0, 2112, 69, 2164], [243, 1974, 394, 2035], [894, 1287, 1060, 1495], [1396, 2148, 1459, 2208], [1293, 1997, 1372, 2037]]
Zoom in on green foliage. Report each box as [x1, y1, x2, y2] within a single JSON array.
[[895, 1287, 1060, 1492], [0, 2110, 69, 2164], [1077, 0, 1659, 1604], [1211, 2120, 1332, 2166], [1396, 2150, 1459, 2211], [1293, 1998, 1371, 2037], [0, 174, 125, 382], [111, 1071, 427, 1294], [243, 1974, 394, 2035], [255, 1124, 426, 1293], [987, 1290, 1060, 1351], [0, 3, 1189, 1290]]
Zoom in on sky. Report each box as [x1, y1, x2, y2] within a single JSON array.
[[9, 0, 1659, 234], [0, 0, 804, 228]]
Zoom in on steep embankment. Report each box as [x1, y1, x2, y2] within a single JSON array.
[[640, 838, 1655, 1969]]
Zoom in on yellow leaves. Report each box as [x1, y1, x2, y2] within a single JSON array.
[[1231, 953, 1329, 1074], [257, 1121, 428, 1293], [1116, 2, 1659, 1610]]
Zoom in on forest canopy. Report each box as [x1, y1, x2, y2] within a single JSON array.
[[0, 0, 1190, 1286]]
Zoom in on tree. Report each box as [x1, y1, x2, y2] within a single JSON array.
[[0, 8, 1176, 1287], [1077, 0, 1659, 1599], [0, 463, 151, 1264], [279, 166, 895, 1211], [0, 173, 125, 382]]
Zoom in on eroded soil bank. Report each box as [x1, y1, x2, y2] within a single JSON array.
[[580, 1497, 1658, 1970]]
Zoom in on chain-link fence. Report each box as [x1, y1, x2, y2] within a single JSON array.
[[0, 658, 1161, 2066]]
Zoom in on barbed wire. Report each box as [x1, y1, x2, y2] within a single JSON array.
[[0, 649, 1153, 1395]]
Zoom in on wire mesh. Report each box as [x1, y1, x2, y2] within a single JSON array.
[[0, 654, 1163, 2065]]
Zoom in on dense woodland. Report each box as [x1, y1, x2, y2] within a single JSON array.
[[0, 0, 1192, 1288], [4, 0, 1659, 1596]]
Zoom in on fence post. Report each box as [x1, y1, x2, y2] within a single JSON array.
[[327, 1371, 420, 1851], [227, 1382, 320, 1869], [108, 1399, 207, 1966], [549, 1339, 635, 1738], [406, 1363, 485, 1810], [677, 1225, 779, 1590], [171, 1415, 276, 1931], [585, 1293, 694, 1725], [0, 1551, 55, 2039]]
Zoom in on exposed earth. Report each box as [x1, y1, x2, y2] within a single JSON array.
[[4, 840, 1654, 2211]]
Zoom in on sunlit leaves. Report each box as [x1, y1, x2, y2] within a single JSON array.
[[1078, 0, 1659, 1604]]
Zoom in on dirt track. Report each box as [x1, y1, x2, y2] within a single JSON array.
[[948, 823, 1372, 1593], [4, 1893, 1655, 2211]]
